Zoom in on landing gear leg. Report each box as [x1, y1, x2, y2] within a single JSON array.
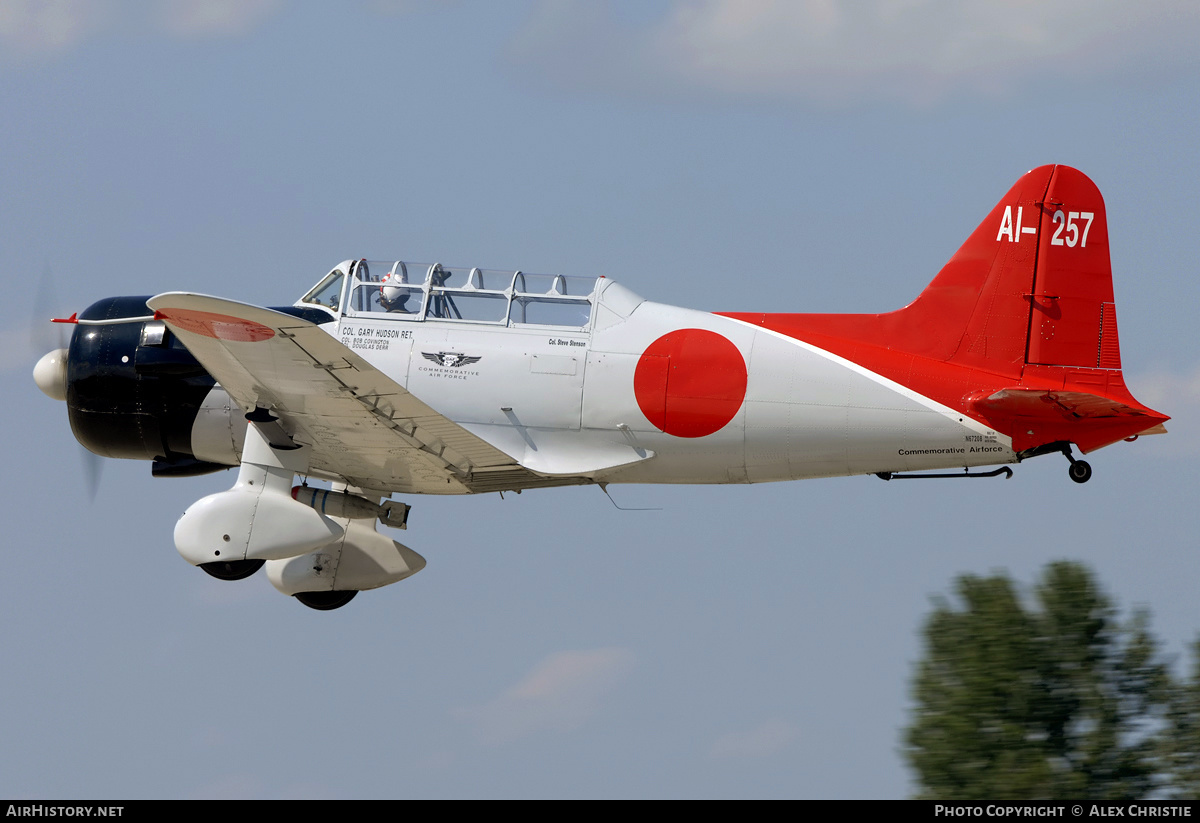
[[1063, 446, 1092, 484], [1016, 441, 1094, 484]]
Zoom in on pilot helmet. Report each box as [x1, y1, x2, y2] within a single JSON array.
[[380, 268, 410, 310]]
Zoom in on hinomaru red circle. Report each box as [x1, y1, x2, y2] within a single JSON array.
[[156, 309, 275, 343], [633, 328, 747, 438]]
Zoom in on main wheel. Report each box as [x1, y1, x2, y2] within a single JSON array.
[[200, 558, 265, 581], [1068, 460, 1092, 484], [295, 590, 358, 611]]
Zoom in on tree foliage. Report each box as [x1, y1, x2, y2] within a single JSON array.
[[904, 561, 1194, 800], [1160, 637, 1200, 797]]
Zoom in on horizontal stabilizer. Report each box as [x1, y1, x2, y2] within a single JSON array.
[[968, 387, 1167, 453], [972, 388, 1147, 419]]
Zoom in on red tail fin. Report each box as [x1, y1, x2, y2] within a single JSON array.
[[1024, 167, 1121, 370], [895, 163, 1055, 371], [720, 165, 1168, 454], [909, 164, 1122, 372], [768, 165, 1119, 372]]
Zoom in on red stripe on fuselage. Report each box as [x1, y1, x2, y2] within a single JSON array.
[[717, 314, 1165, 454]]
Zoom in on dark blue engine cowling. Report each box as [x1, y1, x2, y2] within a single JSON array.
[[65, 296, 331, 474]]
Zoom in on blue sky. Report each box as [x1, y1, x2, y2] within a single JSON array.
[[3, 1, 1200, 799]]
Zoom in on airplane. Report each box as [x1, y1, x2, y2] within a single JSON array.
[[32, 165, 1168, 610]]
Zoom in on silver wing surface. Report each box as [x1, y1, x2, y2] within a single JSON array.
[[147, 293, 585, 494]]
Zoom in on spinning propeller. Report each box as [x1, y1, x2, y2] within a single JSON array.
[[31, 267, 104, 500]]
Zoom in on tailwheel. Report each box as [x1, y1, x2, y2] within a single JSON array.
[[1068, 460, 1093, 484], [295, 590, 358, 611], [200, 558, 265, 581]]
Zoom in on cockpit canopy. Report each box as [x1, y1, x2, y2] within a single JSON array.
[[299, 260, 622, 329]]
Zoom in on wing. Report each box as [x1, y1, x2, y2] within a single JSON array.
[[147, 293, 585, 494]]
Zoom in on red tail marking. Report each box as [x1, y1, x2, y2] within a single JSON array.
[[1026, 169, 1117, 368], [720, 165, 1168, 454]]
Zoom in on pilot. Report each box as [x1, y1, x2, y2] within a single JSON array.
[[379, 269, 412, 313]]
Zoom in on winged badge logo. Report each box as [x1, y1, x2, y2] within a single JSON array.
[[422, 351, 482, 368]]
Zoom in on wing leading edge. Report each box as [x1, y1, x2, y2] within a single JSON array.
[[147, 293, 587, 494]]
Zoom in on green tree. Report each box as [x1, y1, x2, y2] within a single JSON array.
[[1160, 638, 1200, 797], [905, 561, 1172, 799]]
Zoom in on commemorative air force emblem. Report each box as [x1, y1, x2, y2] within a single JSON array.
[[422, 352, 482, 368]]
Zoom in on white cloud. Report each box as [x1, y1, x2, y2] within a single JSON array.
[[511, 0, 1200, 105], [456, 647, 635, 744], [1136, 366, 1200, 411], [156, 0, 284, 38], [1129, 366, 1200, 456], [0, 0, 287, 61], [709, 718, 799, 760], [0, 0, 114, 58]]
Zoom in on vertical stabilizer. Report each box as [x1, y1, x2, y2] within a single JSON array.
[[906, 164, 1053, 372], [1024, 166, 1121, 369], [723, 165, 1124, 376], [720, 165, 1168, 455]]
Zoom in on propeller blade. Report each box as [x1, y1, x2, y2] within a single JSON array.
[[82, 448, 102, 503], [32, 262, 67, 354]]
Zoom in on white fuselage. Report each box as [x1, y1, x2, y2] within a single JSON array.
[[327, 281, 1015, 488]]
